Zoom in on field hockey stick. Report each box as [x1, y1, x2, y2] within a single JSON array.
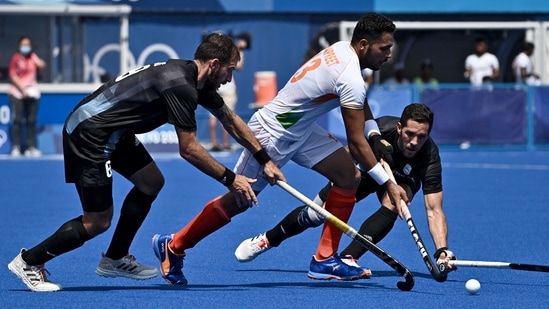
[[449, 260, 549, 273], [381, 161, 448, 282], [276, 180, 415, 291]]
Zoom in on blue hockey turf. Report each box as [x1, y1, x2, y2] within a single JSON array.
[[1, 149, 548, 308]]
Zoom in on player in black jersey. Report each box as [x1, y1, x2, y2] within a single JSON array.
[[8, 33, 285, 292], [235, 103, 456, 274]]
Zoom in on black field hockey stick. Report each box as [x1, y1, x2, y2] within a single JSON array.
[[381, 161, 448, 282], [276, 180, 415, 291], [449, 260, 549, 273]]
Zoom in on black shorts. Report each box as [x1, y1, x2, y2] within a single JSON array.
[[317, 171, 420, 204], [63, 130, 153, 187]]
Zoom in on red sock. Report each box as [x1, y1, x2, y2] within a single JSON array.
[[314, 186, 356, 260], [169, 196, 231, 254]]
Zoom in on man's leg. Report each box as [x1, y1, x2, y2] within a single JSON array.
[[340, 206, 398, 259], [8, 184, 109, 292], [152, 193, 241, 285], [97, 137, 162, 280]]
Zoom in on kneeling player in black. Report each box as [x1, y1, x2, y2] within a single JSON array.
[[235, 103, 456, 274], [8, 33, 284, 292]]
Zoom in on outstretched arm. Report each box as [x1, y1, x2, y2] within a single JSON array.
[[341, 107, 408, 209], [424, 191, 455, 269], [176, 127, 259, 207], [211, 104, 286, 184]]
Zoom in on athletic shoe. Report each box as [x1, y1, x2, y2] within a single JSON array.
[[307, 254, 371, 281], [95, 253, 158, 280], [10, 145, 21, 157], [8, 249, 61, 292], [24, 147, 42, 157], [340, 255, 372, 277], [234, 233, 271, 262], [152, 234, 187, 285]]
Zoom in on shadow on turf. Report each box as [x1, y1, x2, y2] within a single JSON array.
[[56, 270, 439, 292], [237, 268, 438, 280]]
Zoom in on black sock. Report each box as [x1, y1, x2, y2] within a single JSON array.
[[22, 216, 92, 266], [105, 187, 156, 260], [340, 206, 397, 259], [266, 206, 310, 247]]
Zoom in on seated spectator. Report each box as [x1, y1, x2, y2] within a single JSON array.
[[414, 58, 438, 87], [383, 62, 410, 85]]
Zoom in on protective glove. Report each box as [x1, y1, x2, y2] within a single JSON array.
[[369, 134, 394, 167], [434, 247, 457, 271]]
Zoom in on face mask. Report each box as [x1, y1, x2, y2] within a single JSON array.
[[20, 46, 31, 55]]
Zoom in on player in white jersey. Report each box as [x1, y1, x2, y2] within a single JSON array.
[[152, 13, 409, 285], [464, 37, 500, 86]]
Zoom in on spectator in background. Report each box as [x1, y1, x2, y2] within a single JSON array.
[[209, 32, 251, 151], [383, 62, 410, 85], [8, 35, 46, 157], [512, 42, 541, 86], [464, 37, 499, 86], [414, 58, 438, 87]]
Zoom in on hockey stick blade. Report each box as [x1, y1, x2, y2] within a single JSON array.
[[276, 180, 414, 291], [381, 160, 448, 282], [449, 260, 549, 273]]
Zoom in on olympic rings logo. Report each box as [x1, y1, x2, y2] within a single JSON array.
[[83, 43, 180, 83]]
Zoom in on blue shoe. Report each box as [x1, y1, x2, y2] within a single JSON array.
[[152, 234, 187, 285], [307, 254, 371, 281]]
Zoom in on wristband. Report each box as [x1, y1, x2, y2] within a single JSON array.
[[218, 167, 236, 187], [253, 148, 271, 165], [434, 247, 449, 259], [364, 119, 381, 140], [367, 162, 389, 185]]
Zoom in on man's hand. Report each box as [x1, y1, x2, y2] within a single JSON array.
[[228, 175, 258, 208], [262, 161, 286, 185], [385, 181, 409, 218], [369, 134, 394, 167], [435, 247, 457, 271]]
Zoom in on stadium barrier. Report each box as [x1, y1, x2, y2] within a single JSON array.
[[1, 83, 548, 154]]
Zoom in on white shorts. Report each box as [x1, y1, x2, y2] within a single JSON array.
[[217, 87, 237, 110], [234, 113, 343, 191]]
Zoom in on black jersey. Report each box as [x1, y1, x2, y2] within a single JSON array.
[[377, 116, 442, 195], [64, 60, 224, 153]]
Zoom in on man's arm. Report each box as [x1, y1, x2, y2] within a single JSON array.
[[424, 191, 456, 269], [211, 104, 286, 184], [424, 191, 447, 249], [175, 127, 258, 207], [341, 107, 409, 210]]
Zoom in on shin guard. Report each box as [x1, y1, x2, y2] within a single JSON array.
[[170, 196, 231, 254], [314, 186, 356, 260]]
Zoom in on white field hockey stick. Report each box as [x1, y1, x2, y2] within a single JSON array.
[[449, 260, 549, 272], [276, 180, 415, 291], [381, 161, 448, 282]]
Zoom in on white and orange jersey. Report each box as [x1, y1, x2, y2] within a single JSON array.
[[256, 41, 366, 140]]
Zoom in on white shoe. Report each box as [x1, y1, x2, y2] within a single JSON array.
[[95, 253, 158, 280], [8, 249, 61, 292], [11, 146, 21, 157], [235, 233, 271, 262], [340, 254, 372, 275], [24, 147, 42, 157]]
